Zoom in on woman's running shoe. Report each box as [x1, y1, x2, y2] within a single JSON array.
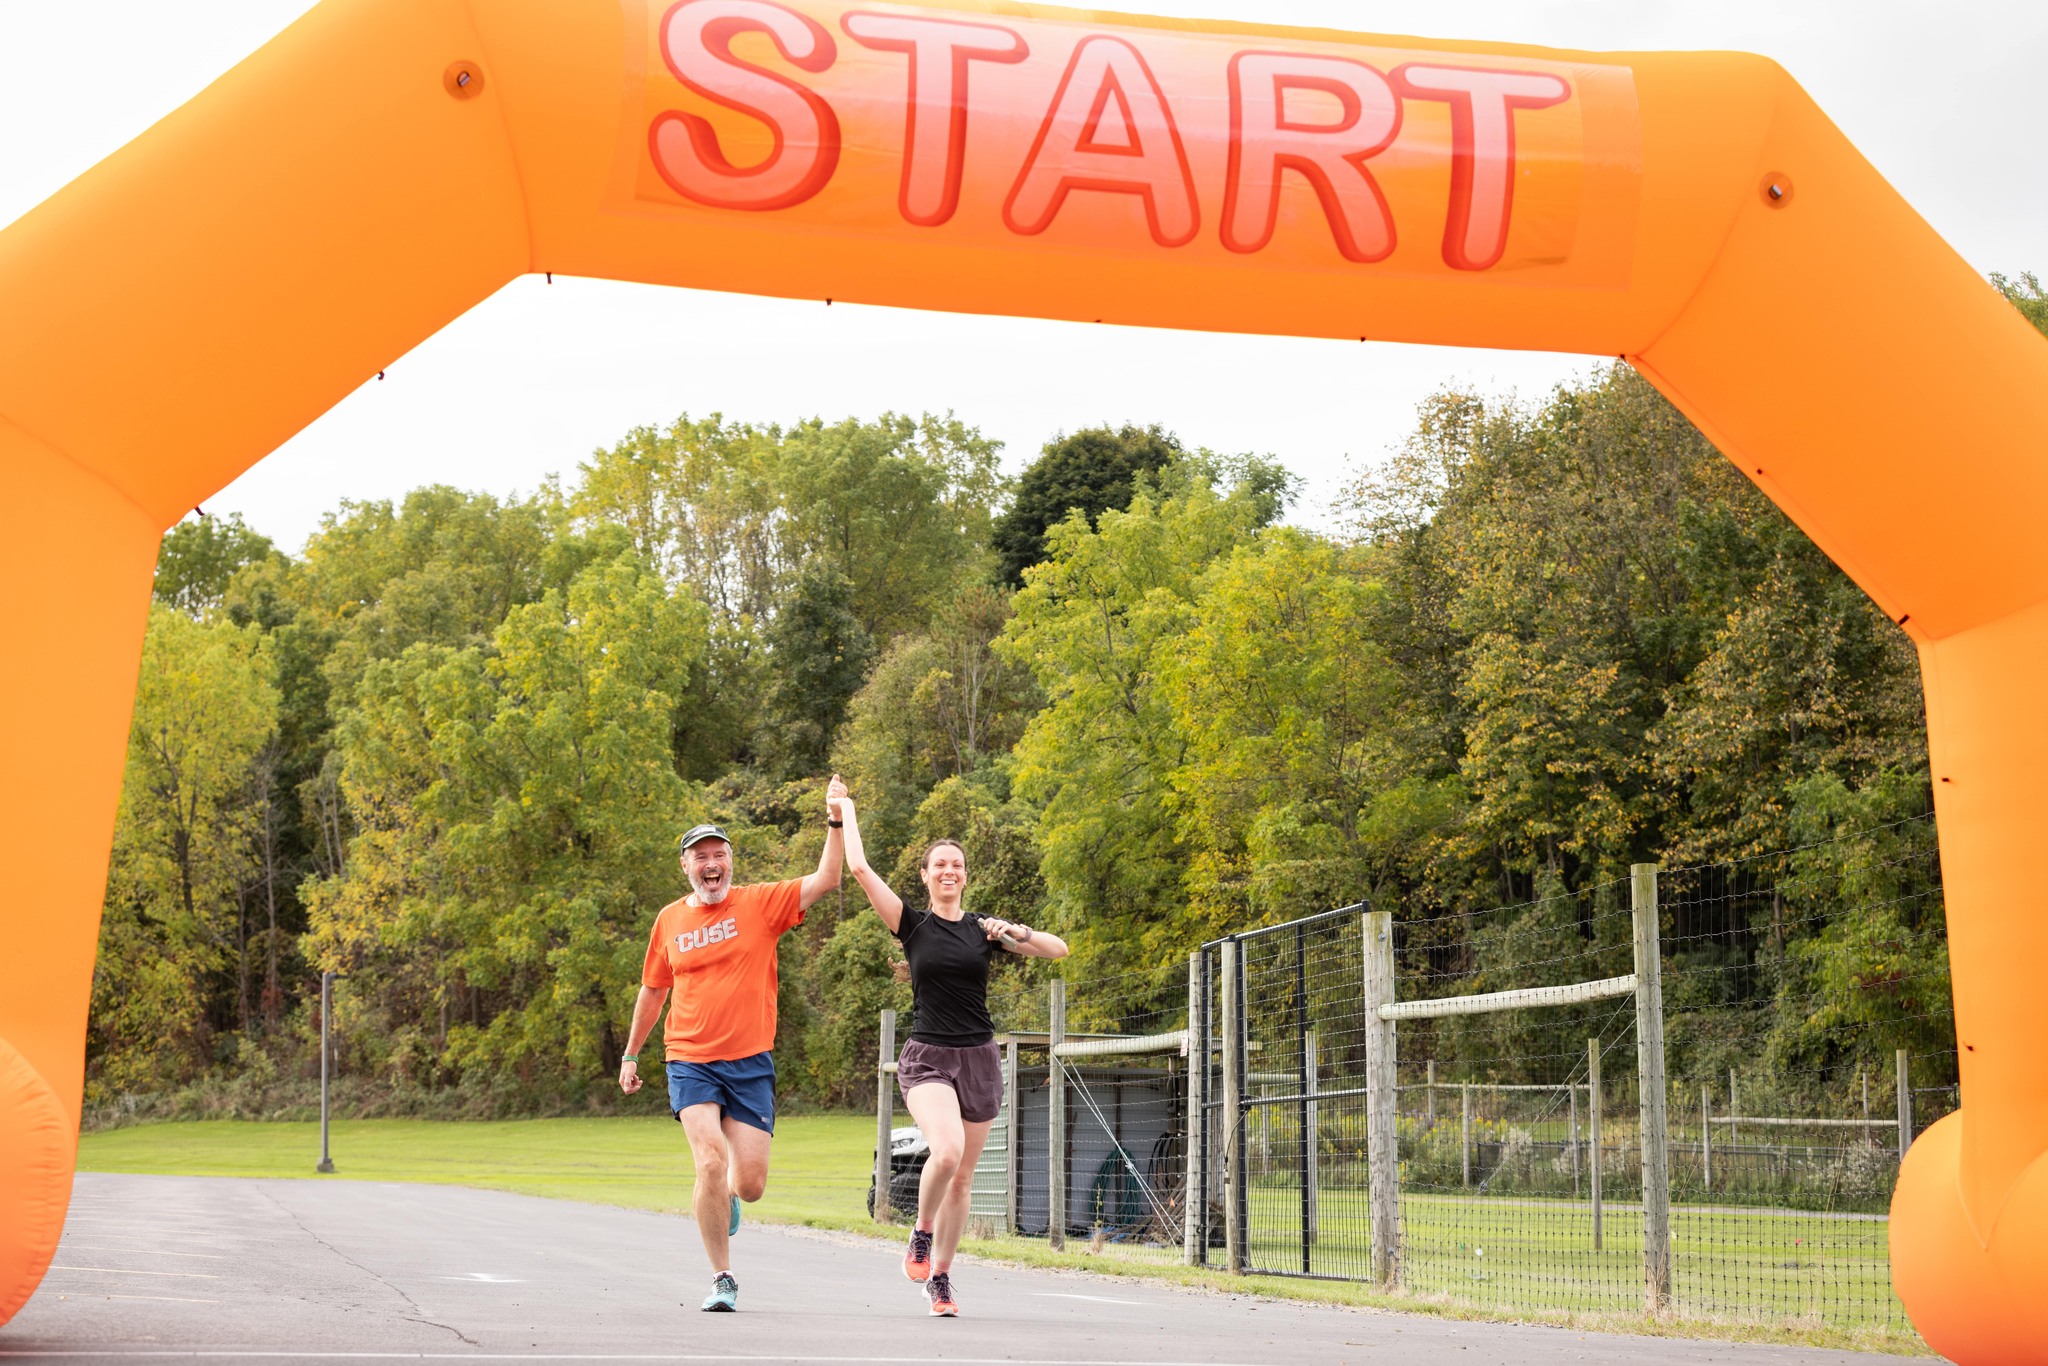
[[729, 1194, 742, 1237], [925, 1271, 958, 1317], [700, 1271, 739, 1312], [902, 1226, 933, 1282]]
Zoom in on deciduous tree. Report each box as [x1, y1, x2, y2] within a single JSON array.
[[91, 608, 278, 1097]]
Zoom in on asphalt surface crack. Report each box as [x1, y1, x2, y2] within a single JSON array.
[[253, 1184, 480, 1347]]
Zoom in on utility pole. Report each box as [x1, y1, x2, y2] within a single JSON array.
[[316, 970, 339, 1174]]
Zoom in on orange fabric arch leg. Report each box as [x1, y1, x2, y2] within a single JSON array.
[[1876, 600, 2048, 1365], [0, 422, 160, 1323]]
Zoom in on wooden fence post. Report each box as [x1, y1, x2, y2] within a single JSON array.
[[1221, 940, 1243, 1273], [1730, 1068, 1739, 1152], [874, 1008, 896, 1223], [1896, 1049, 1914, 1160], [1461, 1083, 1472, 1188], [1570, 1084, 1582, 1197], [1048, 979, 1066, 1252], [1702, 1083, 1712, 1193], [1589, 1039, 1603, 1250], [1363, 908, 1399, 1289], [1632, 863, 1671, 1312]]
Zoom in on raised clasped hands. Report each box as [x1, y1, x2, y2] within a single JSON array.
[[826, 772, 850, 822]]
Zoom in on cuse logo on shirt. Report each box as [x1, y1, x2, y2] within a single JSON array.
[[674, 917, 739, 955]]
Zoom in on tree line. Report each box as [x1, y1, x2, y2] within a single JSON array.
[[87, 276, 2045, 1120]]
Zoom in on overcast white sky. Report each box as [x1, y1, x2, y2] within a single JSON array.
[[3, 2, 2042, 551]]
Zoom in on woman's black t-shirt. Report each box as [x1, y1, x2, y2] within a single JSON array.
[[894, 904, 1000, 1046]]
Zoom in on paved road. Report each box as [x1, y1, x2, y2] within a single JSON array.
[[1, 1174, 1914, 1365]]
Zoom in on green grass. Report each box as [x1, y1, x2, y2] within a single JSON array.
[[77, 1114, 872, 1230], [77, 1115, 1929, 1356], [1238, 1186, 1904, 1332]]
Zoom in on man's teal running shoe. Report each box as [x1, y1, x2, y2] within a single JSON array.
[[729, 1194, 742, 1237], [700, 1271, 738, 1312]]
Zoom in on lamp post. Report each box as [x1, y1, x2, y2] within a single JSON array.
[[316, 970, 340, 1174]]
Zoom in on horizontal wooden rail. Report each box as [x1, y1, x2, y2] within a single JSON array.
[[1053, 1029, 1188, 1059], [1707, 1115, 1898, 1128], [1403, 1081, 1593, 1092], [1378, 974, 1637, 1021]]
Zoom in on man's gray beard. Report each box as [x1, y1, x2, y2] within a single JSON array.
[[691, 878, 730, 905]]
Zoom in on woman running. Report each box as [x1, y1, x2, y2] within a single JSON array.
[[833, 786, 1067, 1318]]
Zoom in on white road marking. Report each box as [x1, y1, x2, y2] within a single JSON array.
[[68, 1295, 223, 1305], [47, 1267, 221, 1279], [437, 1273, 525, 1283], [0, 1357, 1272, 1364], [62, 1246, 232, 1260], [1032, 1292, 1146, 1305], [55, 1236, 234, 1245]]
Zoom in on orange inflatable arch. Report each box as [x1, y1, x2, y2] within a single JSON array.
[[2, 1, 2044, 1357]]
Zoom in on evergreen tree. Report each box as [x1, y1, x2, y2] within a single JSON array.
[[990, 424, 1181, 586], [757, 559, 874, 778]]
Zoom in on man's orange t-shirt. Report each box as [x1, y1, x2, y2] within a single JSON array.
[[641, 879, 805, 1063]]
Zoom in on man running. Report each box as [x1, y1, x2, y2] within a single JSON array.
[[618, 780, 847, 1312]]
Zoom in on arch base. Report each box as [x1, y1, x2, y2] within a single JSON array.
[[0, 1037, 72, 1325], [1890, 1113, 2048, 1364]]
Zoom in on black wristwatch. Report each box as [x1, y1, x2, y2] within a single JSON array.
[[827, 819, 844, 828]]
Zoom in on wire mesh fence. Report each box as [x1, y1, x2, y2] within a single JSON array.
[[1387, 873, 1644, 1313], [1046, 959, 1191, 1263], [870, 816, 1945, 1345], [1651, 818, 1948, 1333]]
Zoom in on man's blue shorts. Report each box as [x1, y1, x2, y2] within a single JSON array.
[[667, 1052, 776, 1135]]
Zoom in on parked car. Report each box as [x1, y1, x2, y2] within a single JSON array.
[[866, 1124, 929, 1218]]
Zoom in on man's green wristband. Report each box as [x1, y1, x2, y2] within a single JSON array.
[[622, 1054, 638, 1063]]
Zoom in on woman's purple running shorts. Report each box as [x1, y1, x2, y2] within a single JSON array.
[[896, 1039, 1004, 1122]]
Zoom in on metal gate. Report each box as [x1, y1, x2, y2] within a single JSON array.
[[1193, 905, 1370, 1279]]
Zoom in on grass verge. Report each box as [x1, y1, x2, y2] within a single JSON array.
[[79, 1115, 866, 1228]]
